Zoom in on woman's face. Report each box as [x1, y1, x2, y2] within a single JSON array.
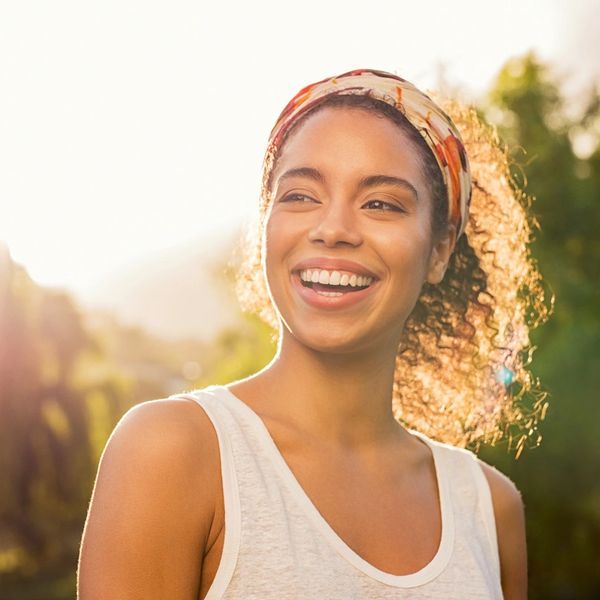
[[264, 107, 453, 355]]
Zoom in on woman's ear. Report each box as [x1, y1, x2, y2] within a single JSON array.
[[426, 225, 457, 284]]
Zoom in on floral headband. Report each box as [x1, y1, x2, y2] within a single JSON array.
[[268, 69, 472, 238]]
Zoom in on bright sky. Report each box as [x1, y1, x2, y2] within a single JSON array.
[[1, 0, 597, 298]]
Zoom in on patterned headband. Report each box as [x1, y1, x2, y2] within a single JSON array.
[[268, 69, 472, 238]]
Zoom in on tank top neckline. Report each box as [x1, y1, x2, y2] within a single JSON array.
[[207, 385, 455, 588]]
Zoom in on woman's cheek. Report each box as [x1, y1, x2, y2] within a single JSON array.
[[264, 209, 308, 263], [263, 216, 289, 311]]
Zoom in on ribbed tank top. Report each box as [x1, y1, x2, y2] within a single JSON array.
[[172, 385, 503, 599]]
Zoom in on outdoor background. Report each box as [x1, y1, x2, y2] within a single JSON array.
[[1, 1, 599, 598]]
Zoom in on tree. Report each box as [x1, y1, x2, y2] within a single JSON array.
[[0, 245, 215, 598], [479, 53, 600, 599], [0, 244, 96, 582]]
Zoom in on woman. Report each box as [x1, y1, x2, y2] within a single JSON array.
[[78, 69, 547, 599]]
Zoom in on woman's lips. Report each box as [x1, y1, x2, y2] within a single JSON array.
[[292, 257, 378, 279], [291, 272, 378, 310]]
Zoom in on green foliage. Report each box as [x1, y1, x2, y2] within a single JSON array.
[[196, 312, 277, 387], [478, 53, 600, 598], [0, 248, 209, 597], [0, 248, 98, 587], [486, 53, 600, 307]]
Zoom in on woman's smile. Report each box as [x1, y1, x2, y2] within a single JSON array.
[[290, 257, 380, 310]]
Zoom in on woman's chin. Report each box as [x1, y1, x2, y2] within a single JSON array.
[[283, 323, 389, 357]]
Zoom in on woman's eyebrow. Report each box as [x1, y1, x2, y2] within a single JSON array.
[[358, 175, 419, 201], [277, 167, 325, 185]]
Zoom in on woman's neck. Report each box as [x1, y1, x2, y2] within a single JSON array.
[[233, 330, 404, 447]]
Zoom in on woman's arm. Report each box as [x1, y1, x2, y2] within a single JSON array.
[[479, 460, 528, 600], [78, 398, 221, 599]]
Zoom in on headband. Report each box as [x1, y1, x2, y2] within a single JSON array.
[[268, 69, 472, 238]]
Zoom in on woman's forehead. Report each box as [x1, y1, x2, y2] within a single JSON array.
[[272, 107, 424, 185]]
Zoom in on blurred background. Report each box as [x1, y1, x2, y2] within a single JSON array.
[[1, 1, 598, 598]]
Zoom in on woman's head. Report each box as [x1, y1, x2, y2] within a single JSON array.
[[237, 69, 550, 454], [264, 105, 456, 355]]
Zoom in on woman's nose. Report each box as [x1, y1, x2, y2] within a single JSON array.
[[307, 201, 363, 248]]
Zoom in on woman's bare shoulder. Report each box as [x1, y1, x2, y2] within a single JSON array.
[[98, 397, 221, 496], [113, 396, 219, 463], [78, 397, 221, 599], [94, 395, 222, 525], [477, 459, 523, 513], [477, 459, 528, 600]]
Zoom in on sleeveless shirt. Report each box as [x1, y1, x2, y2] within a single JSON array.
[[171, 385, 503, 599]]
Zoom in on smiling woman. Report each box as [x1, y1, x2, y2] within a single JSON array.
[[240, 79, 548, 451], [78, 69, 548, 600]]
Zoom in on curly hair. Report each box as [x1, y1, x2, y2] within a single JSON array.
[[236, 93, 550, 456]]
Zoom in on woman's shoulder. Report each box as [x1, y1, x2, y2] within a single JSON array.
[[93, 396, 222, 518], [108, 395, 221, 478], [421, 434, 527, 596], [475, 459, 523, 513], [78, 397, 222, 597], [411, 430, 524, 521], [476, 458, 527, 598]]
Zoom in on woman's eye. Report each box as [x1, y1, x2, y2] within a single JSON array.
[[280, 193, 317, 204], [363, 199, 404, 212]]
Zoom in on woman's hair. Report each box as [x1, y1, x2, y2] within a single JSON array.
[[236, 93, 550, 455]]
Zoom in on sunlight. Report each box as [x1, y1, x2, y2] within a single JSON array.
[[0, 0, 573, 298]]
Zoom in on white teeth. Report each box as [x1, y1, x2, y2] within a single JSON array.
[[315, 290, 343, 297], [299, 268, 374, 288]]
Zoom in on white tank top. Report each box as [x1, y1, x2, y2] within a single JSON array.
[[172, 385, 503, 599]]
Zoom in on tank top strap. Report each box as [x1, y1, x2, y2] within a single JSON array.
[[464, 450, 501, 579], [416, 435, 501, 583], [168, 387, 243, 599], [469, 453, 500, 576]]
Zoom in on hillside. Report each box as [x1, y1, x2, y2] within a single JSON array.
[[78, 229, 244, 341]]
